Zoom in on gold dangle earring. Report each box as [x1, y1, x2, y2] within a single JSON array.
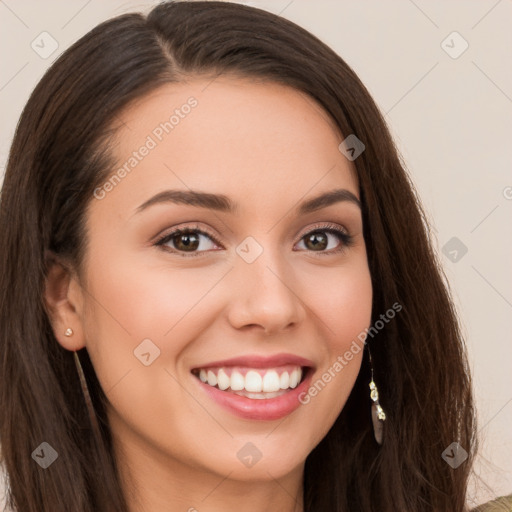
[[368, 347, 386, 445]]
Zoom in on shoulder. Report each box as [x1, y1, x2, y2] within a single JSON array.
[[0, 457, 14, 512], [471, 495, 512, 512]]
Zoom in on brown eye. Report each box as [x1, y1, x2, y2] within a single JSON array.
[[304, 231, 328, 251], [156, 227, 221, 256], [294, 225, 354, 255], [172, 232, 200, 251]]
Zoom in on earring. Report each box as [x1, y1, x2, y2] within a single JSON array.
[[368, 348, 386, 445], [64, 328, 74, 337], [73, 351, 102, 441]]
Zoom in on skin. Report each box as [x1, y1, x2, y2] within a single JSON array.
[[45, 77, 373, 512]]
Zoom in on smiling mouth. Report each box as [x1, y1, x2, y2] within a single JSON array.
[[191, 365, 310, 399]]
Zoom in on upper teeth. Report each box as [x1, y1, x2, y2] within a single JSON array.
[[197, 367, 303, 393]]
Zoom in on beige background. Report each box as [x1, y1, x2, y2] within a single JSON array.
[[1, 0, 511, 508]]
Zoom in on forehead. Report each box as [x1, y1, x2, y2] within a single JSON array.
[[95, 77, 359, 217]]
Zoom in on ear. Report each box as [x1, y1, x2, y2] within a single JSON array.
[[44, 251, 86, 351]]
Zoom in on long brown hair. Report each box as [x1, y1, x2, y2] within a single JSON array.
[[0, 2, 476, 511]]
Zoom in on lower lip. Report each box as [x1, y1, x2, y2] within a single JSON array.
[[194, 369, 314, 421]]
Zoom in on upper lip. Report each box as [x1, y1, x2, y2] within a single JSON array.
[[191, 353, 315, 370]]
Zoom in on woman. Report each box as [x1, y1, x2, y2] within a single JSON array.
[[0, 1, 503, 511]]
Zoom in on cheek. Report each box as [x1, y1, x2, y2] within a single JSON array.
[[83, 248, 228, 344], [79, 251, 230, 450], [293, 259, 372, 438], [80, 247, 232, 396], [303, 257, 373, 350]]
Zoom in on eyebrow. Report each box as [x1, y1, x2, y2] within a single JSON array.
[[135, 187, 361, 215]]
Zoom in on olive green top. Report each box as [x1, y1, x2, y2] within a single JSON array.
[[472, 495, 512, 512]]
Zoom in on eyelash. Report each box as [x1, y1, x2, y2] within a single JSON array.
[[154, 222, 354, 258]]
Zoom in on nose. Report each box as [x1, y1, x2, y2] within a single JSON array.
[[226, 242, 306, 335]]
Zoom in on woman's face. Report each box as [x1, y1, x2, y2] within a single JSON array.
[[64, 77, 372, 486]]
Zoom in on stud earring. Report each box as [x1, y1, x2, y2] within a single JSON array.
[[368, 347, 386, 445], [64, 328, 74, 337]]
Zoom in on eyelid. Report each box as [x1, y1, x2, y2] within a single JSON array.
[[294, 221, 349, 240], [153, 223, 223, 256]]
